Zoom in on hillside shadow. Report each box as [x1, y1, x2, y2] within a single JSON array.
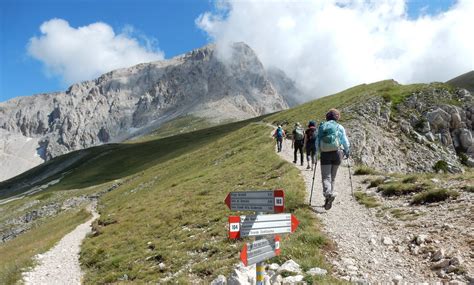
[[0, 115, 271, 198]]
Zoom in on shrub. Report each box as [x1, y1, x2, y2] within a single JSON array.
[[354, 165, 378, 175], [382, 93, 392, 102], [411, 189, 460, 204], [433, 160, 449, 173], [377, 183, 425, 196], [458, 152, 469, 166]]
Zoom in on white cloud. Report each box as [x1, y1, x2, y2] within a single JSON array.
[[196, 0, 474, 99], [28, 19, 164, 84]]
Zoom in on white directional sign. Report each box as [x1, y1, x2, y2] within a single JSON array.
[[224, 190, 284, 213], [228, 213, 299, 239], [240, 236, 281, 266]]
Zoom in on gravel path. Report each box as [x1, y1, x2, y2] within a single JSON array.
[[276, 138, 431, 283], [22, 205, 99, 285]]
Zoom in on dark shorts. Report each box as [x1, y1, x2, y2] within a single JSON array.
[[320, 150, 343, 165], [294, 140, 304, 148]]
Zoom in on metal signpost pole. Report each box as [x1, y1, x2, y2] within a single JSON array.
[[255, 212, 264, 285]]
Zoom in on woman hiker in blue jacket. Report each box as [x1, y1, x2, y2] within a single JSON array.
[[317, 109, 350, 210]]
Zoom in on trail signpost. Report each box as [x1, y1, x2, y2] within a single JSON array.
[[228, 213, 299, 239], [240, 235, 281, 266], [224, 189, 299, 285], [224, 190, 284, 213]]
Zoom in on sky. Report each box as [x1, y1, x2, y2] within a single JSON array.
[[1, 0, 471, 102]]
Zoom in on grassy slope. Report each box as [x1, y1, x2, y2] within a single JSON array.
[[0, 208, 91, 284], [129, 115, 218, 143], [0, 116, 261, 198], [80, 122, 336, 283], [447, 70, 474, 92], [265, 80, 453, 127]]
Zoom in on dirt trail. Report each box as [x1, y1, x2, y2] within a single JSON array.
[[22, 204, 99, 285], [276, 137, 431, 283]]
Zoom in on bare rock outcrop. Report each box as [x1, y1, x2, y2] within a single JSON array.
[[346, 84, 473, 173]]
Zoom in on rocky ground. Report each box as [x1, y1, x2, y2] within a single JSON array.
[[277, 138, 473, 284], [22, 203, 99, 285]]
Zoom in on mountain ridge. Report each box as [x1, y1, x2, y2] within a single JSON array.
[[0, 42, 298, 181]]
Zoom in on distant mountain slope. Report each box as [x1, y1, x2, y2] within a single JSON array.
[[0, 42, 299, 181], [447, 70, 474, 92]]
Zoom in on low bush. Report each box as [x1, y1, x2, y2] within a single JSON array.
[[433, 160, 449, 173], [411, 189, 460, 204]]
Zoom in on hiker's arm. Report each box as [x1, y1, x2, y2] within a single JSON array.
[[340, 126, 350, 157]]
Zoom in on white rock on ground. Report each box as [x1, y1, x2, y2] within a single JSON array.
[[277, 259, 302, 274], [211, 274, 227, 285], [22, 206, 99, 285], [228, 263, 256, 285], [306, 267, 328, 276], [281, 274, 304, 284], [268, 263, 280, 271]]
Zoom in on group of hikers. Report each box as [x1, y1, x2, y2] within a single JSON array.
[[273, 108, 350, 210]]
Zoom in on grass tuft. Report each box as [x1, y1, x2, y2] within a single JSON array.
[[402, 175, 418, 183], [377, 183, 426, 196], [354, 165, 379, 175], [368, 177, 385, 188], [411, 189, 460, 205], [462, 185, 474, 193], [354, 192, 381, 208]]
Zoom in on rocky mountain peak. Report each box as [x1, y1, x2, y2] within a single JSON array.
[[0, 42, 297, 181]]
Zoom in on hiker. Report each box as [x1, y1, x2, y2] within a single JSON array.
[[317, 108, 350, 210], [273, 125, 285, 152], [304, 120, 318, 170], [291, 122, 304, 165]]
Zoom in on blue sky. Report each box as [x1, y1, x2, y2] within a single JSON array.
[[0, 0, 462, 102]]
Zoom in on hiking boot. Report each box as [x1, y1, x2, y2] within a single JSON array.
[[324, 195, 335, 210], [300, 162, 304, 166], [293, 160, 297, 164], [306, 165, 311, 170]]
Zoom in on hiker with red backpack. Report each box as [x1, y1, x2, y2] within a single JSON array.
[[273, 125, 286, 152], [304, 121, 318, 170], [291, 122, 304, 165], [317, 109, 350, 210]]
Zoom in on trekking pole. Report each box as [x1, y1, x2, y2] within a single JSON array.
[[308, 160, 317, 206], [347, 157, 354, 199]]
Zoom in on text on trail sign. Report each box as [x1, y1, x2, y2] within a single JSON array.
[[228, 213, 299, 239], [240, 236, 281, 266], [224, 190, 284, 213]]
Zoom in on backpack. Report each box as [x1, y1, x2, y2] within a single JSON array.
[[294, 127, 304, 140], [307, 127, 317, 144], [319, 121, 341, 152], [276, 128, 283, 138]]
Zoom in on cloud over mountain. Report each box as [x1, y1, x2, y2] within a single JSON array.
[[197, 0, 474, 98], [28, 19, 164, 84]]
